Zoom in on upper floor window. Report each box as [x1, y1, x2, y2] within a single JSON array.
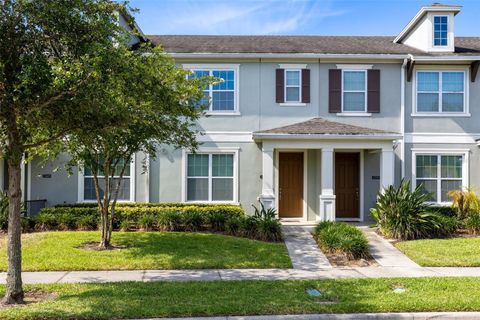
[[285, 70, 301, 102], [416, 71, 465, 113], [433, 16, 448, 46], [186, 65, 239, 114], [343, 70, 367, 112]]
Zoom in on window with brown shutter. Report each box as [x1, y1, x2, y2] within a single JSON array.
[[301, 69, 310, 103], [329, 69, 342, 113], [367, 69, 380, 113], [275, 69, 284, 103]]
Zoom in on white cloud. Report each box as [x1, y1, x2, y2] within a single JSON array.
[[139, 0, 347, 35]]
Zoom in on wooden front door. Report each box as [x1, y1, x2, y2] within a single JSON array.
[[278, 152, 304, 218], [335, 153, 360, 219]]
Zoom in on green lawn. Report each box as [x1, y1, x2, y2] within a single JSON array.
[[395, 237, 480, 267], [0, 231, 291, 271], [1, 278, 480, 319]]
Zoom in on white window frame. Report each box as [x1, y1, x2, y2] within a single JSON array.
[[411, 149, 469, 205], [284, 69, 302, 103], [183, 64, 240, 116], [413, 67, 469, 117], [341, 69, 368, 113], [181, 148, 239, 204], [433, 15, 449, 47], [77, 154, 136, 203]]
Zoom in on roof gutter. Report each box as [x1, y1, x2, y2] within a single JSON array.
[[253, 133, 402, 141], [168, 53, 409, 60]]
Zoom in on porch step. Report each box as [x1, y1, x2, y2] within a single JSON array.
[[282, 226, 332, 270]]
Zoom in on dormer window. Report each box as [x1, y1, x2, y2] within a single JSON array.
[[433, 15, 448, 46]]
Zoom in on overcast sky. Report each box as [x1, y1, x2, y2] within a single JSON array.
[[127, 0, 478, 36]]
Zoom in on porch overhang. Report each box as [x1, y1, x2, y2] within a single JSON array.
[[253, 133, 402, 141], [253, 117, 401, 142]]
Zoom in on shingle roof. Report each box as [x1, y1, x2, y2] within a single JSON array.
[[254, 118, 398, 136], [147, 35, 480, 56]]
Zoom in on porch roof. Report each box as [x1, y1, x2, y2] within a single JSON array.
[[253, 118, 400, 140]]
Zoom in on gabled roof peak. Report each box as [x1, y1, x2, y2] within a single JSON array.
[[394, 3, 462, 44]]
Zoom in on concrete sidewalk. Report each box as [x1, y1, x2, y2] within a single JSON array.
[[135, 312, 480, 320], [2, 266, 480, 284]]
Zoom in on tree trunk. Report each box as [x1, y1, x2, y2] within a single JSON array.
[[98, 162, 110, 249], [2, 158, 24, 304]]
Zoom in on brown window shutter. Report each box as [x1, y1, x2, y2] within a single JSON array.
[[328, 69, 341, 113], [301, 69, 310, 103], [367, 69, 380, 113], [275, 69, 284, 103]]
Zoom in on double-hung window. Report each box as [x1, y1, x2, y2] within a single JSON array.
[[416, 71, 465, 113], [186, 152, 236, 202], [343, 70, 367, 112], [187, 65, 238, 113], [83, 158, 133, 202], [433, 16, 448, 46], [415, 153, 466, 203], [285, 69, 301, 102]]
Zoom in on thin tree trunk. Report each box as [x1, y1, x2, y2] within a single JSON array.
[[2, 158, 24, 304], [108, 158, 129, 243], [98, 162, 110, 249]]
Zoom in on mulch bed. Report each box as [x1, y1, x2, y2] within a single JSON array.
[[0, 288, 57, 309], [76, 241, 129, 251], [324, 252, 378, 267]]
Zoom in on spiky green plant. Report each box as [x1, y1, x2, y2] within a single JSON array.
[[370, 179, 440, 240]]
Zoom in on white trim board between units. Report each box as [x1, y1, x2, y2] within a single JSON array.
[[405, 133, 480, 144], [197, 131, 253, 143]]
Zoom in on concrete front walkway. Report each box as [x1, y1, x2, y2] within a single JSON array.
[[137, 312, 480, 320], [282, 226, 332, 270], [2, 266, 480, 284], [360, 227, 420, 267]]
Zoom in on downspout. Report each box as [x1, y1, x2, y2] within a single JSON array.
[[400, 56, 409, 179]]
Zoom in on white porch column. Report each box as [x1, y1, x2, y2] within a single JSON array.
[[380, 147, 395, 191], [319, 147, 336, 221], [260, 144, 275, 210]]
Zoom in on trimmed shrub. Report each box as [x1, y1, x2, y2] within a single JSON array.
[[371, 179, 444, 240], [225, 215, 244, 236], [183, 211, 204, 232], [138, 215, 156, 231], [314, 221, 369, 259], [57, 213, 77, 230], [242, 216, 258, 239], [428, 206, 456, 217], [35, 212, 59, 231], [77, 215, 98, 231], [158, 211, 183, 231], [208, 212, 227, 232], [429, 213, 457, 238]]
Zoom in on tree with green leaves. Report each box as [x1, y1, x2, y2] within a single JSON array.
[[66, 44, 212, 249], [0, 0, 131, 304]]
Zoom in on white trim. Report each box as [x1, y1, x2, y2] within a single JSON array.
[[181, 147, 239, 204], [275, 150, 307, 221], [182, 64, 240, 115], [394, 5, 460, 43], [198, 131, 253, 143], [253, 133, 402, 141], [405, 133, 480, 144], [173, 53, 409, 59], [279, 103, 307, 107], [412, 149, 469, 205], [27, 161, 31, 201], [432, 15, 449, 48], [341, 69, 368, 113], [336, 112, 372, 117], [412, 67, 469, 116], [77, 155, 136, 203], [333, 150, 364, 222], [336, 64, 373, 70], [279, 64, 307, 69], [284, 69, 302, 103]]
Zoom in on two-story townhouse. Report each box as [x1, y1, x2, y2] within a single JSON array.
[[3, 3, 480, 222]]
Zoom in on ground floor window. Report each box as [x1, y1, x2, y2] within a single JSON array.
[[415, 153, 466, 203], [83, 158, 133, 201], [186, 153, 235, 202]]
